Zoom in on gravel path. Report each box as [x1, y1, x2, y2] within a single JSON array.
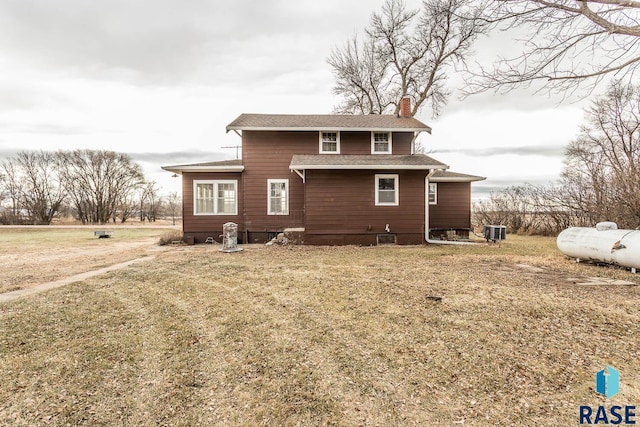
[[0, 256, 155, 303]]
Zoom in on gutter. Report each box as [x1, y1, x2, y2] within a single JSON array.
[[425, 170, 482, 246], [225, 126, 432, 133]]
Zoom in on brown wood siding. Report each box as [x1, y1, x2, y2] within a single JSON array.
[[242, 131, 312, 231], [428, 182, 471, 230], [179, 129, 433, 244], [182, 172, 243, 242], [303, 170, 426, 244], [338, 131, 413, 155], [339, 131, 371, 154], [391, 132, 413, 154], [241, 130, 416, 233]]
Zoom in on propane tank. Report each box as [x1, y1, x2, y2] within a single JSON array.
[[556, 222, 640, 270]]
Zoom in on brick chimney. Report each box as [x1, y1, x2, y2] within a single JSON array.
[[399, 95, 412, 118]]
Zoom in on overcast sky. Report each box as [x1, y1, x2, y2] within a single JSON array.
[[0, 0, 592, 199]]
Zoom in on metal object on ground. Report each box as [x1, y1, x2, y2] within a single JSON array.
[[483, 225, 506, 242], [557, 222, 640, 272], [94, 230, 112, 238], [220, 222, 243, 253]]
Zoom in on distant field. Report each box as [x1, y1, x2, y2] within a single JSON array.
[[0, 226, 178, 293], [0, 233, 638, 425]]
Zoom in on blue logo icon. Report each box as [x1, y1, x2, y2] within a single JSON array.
[[595, 366, 620, 398]]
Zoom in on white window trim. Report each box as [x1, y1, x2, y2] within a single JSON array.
[[375, 174, 399, 206], [428, 182, 438, 205], [319, 131, 340, 154], [267, 178, 289, 215], [193, 179, 238, 216], [371, 131, 393, 154]]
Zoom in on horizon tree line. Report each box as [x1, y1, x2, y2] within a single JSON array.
[[0, 149, 180, 225], [474, 81, 640, 235]]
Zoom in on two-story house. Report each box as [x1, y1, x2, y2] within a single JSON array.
[[163, 99, 484, 245]]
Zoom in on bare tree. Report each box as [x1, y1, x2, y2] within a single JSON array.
[[467, 0, 640, 96], [475, 81, 640, 235], [16, 151, 66, 225], [139, 181, 160, 222], [165, 191, 181, 226], [0, 159, 24, 224], [473, 185, 538, 233], [473, 183, 581, 235], [59, 150, 145, 224], [116, 191, 138, 224], [561, 80, 640, 226], [328, 0, 487, 117]]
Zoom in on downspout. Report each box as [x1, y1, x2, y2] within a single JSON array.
[[425, 171, 481, 246]]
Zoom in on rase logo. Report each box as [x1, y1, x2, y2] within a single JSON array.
[[596, 366, 620, 399], [579, 366, 637, 425]]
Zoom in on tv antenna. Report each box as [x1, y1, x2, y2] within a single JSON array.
[[221, 145, 241, 159]]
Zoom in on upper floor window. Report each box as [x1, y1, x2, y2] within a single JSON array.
[[320, 131, 340, 154], [268, 179, 289, 215], [375, 174, 399, 206], [194, 180, 238, 215], [428, 182, 438, 205], [372, 132, 392, 154]]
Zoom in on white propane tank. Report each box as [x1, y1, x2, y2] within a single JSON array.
[[556, 222, 640, 270]]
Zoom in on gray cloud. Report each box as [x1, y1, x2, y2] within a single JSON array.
[[431, 144, 566, 158], [471, 175, 560, 199], [130, 150, 229, 165], [0, 148, 231, 175], [0, 123, 92, 135], [0, 0, 582, 196], [0, 148, 20, 159], [0, 0, 373, 86], [0, 0, 216, 84]]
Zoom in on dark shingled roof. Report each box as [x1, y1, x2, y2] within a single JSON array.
[[226, 113, 431, 133], [289, 154, 447, 170], [431, 170, 485, 182]]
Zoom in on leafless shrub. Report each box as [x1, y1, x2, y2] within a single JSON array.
[[157, 230, 184, 246]]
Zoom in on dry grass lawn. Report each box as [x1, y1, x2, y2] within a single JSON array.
[[0, 226, 177, 293], [0, 233, 639, 426]]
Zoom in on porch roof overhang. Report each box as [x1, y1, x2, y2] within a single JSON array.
[[289, 154, 448, 171], [161, 159, 244, 175], [430, 170, 486, 183]]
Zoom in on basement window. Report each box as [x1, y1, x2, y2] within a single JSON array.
[[375, 174, 399, 206]]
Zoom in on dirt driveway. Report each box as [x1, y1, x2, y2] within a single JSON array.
[[0, 226, 175, 293]]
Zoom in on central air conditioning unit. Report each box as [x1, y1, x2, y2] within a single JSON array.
[[483, 225, 506, 242]]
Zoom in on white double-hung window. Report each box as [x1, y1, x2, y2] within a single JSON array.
[[428, 183, 438, 205], [194, 180, 238, 215], [268, 179, 289, 215], [375, 174, 399, 206], [319, 131, 340, 154], [371, 132, 392, 154]]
